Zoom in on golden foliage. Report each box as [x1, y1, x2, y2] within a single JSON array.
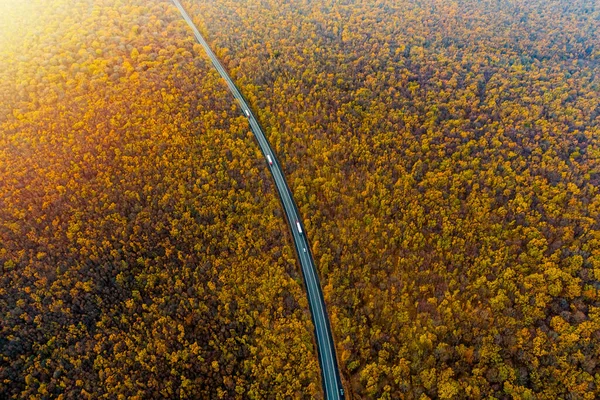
[[182, 0, 600, 397], [0, 0, 319, 398]]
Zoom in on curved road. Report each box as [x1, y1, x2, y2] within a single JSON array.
[[170, 1, 345, 399]]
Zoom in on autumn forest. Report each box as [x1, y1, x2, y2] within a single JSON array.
[[1, 0, 599, 399]]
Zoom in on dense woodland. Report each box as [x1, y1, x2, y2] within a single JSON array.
[[0, 0, 320, 398], [184, 0, 600, 398], [1, 0, 600, 399]]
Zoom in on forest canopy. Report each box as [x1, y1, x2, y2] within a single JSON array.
[[183, 0, 600, 398], [0, 0, 319, 398], [1, 0, 600, 399]]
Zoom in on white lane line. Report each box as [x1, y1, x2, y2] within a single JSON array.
[[299, 244, 336, 396], [310, 263, 336, 396], [172, 1, 341, 397]]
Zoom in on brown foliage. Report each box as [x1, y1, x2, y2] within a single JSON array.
[[0, 0, 319, 398], [183, 0, 600, 398]]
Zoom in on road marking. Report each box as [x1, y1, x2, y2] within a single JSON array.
[[171, 1, 342, 397]]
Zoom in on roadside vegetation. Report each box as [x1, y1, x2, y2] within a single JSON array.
[[2, 0, 600, 398], [183, 0, 600, 398], [0, 0, 319, 398]]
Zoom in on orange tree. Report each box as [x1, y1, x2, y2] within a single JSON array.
[[182, 0, 600, 398], [0, 0, 320, 398]]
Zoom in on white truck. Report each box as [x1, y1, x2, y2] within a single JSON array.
[[244, 109, 250, 117], [266, 155, 273, 166], [296, 221, 302, 234]]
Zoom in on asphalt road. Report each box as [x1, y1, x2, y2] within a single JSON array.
[[171, 1, 345, 399]]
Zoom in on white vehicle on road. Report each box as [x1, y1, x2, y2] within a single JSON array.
[[266, 155, 273, 166], [171, 1, 344, 395]]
